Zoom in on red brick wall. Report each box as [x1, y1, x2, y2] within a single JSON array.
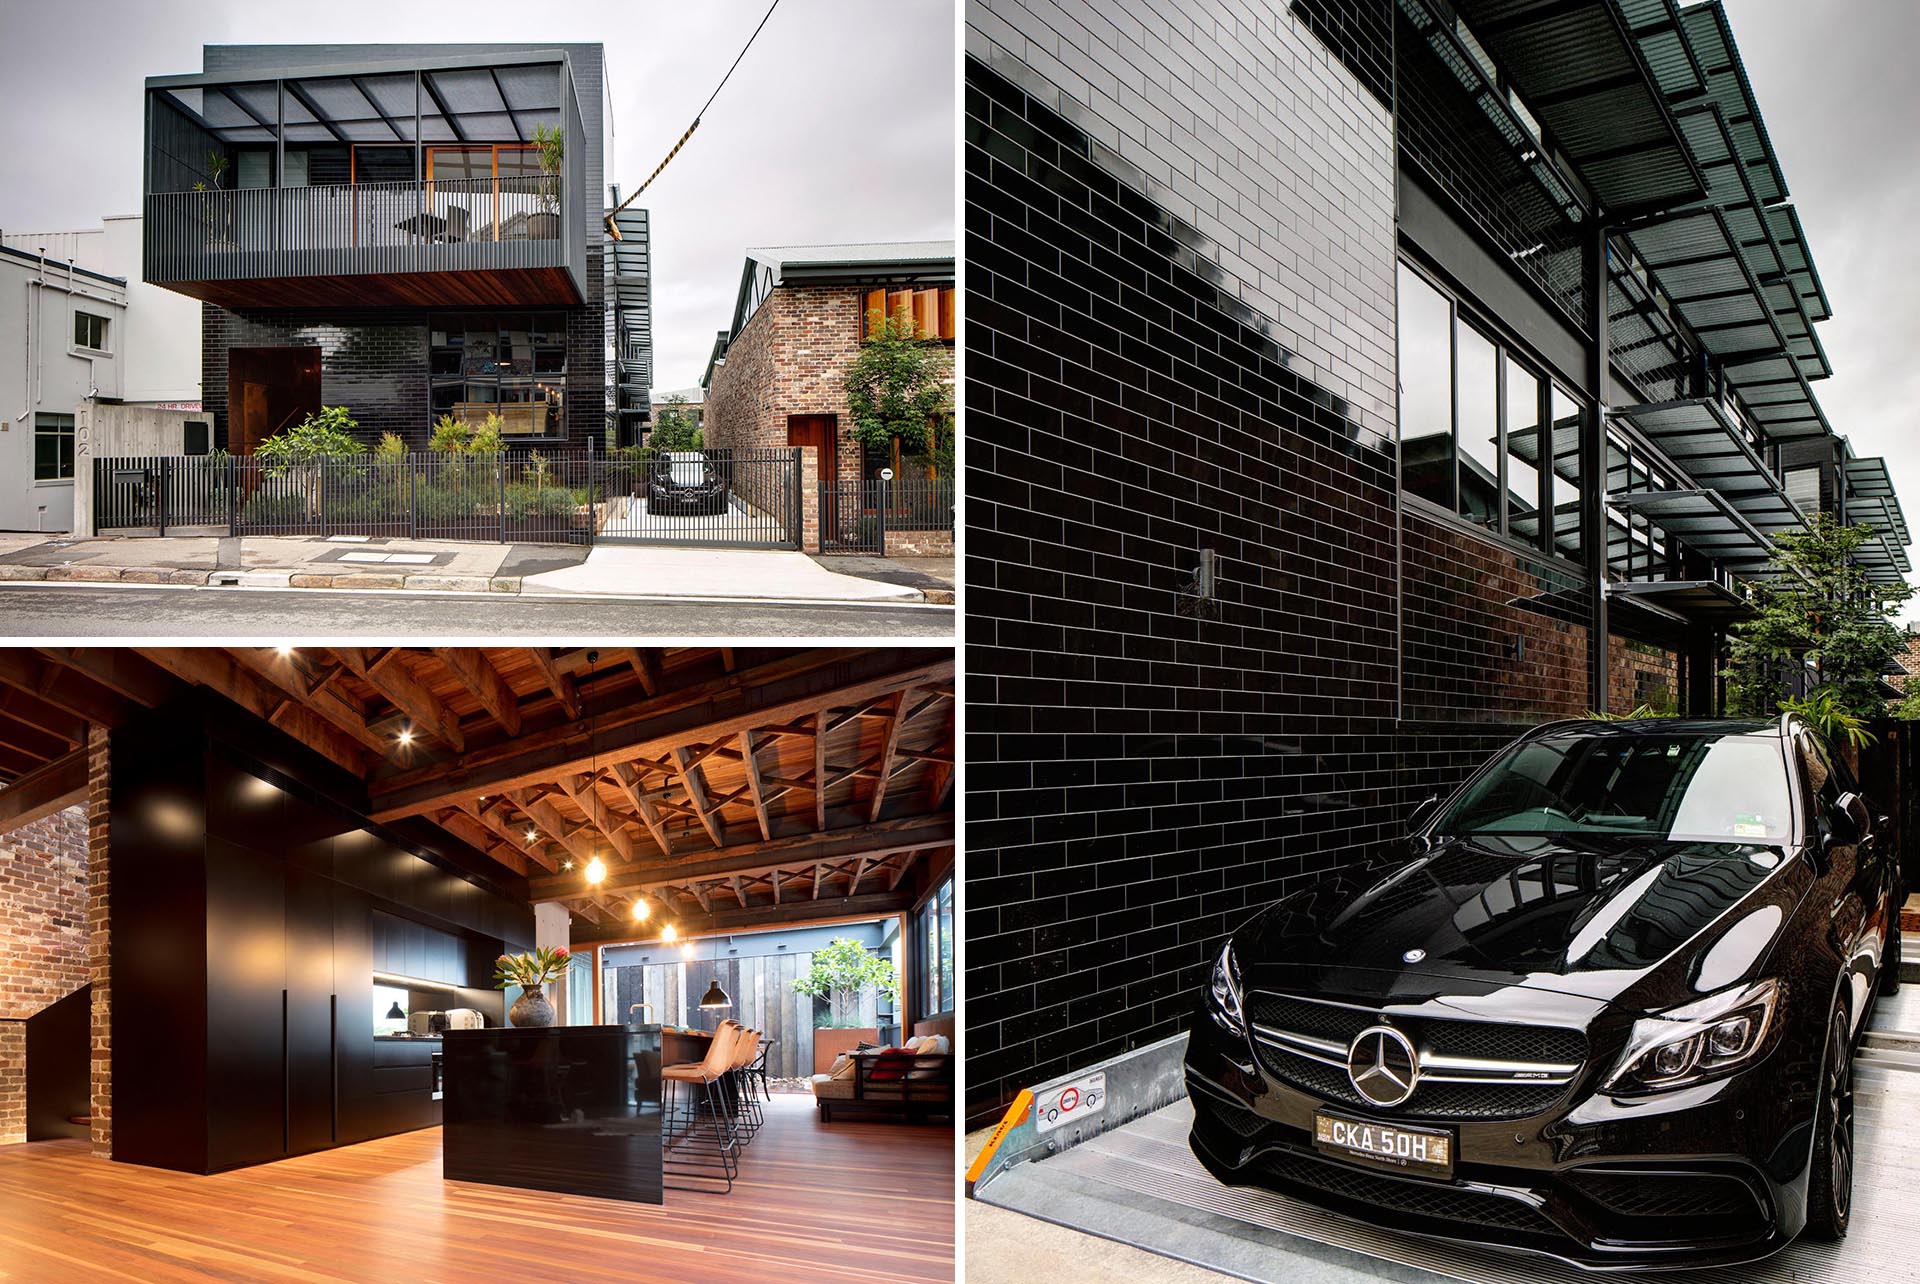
[[705, 283, 955, 485], [0, 803, 90, 1145], [1608, 640, 1679, 716]]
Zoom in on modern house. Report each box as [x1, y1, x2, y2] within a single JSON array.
[[965, 0, 1912, 1135], [0, 646, 954, 1278], [141, 44, 651, 453], [649, 384, 706, 435], [703, 242, 955, 487]]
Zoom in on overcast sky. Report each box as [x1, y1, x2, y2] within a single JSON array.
[[0, 0, 955, 394], [1722, 0, 1920, 617]]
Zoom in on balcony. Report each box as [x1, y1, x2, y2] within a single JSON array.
[[142, 51, 588, 309]]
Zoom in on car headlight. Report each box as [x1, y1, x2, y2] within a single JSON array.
[[1603, 978, 1783, 1094], [1208, 941, 1245, 1035]]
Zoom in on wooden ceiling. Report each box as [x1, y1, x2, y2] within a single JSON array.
[[0, 647, 954, 938]]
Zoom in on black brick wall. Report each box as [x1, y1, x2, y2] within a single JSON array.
[[964, 0, 1600, 1128]]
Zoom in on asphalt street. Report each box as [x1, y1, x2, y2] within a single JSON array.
[[0, 585, 953, 638]]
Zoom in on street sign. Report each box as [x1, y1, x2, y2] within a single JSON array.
[[1034, 1070, 1105, 1134]]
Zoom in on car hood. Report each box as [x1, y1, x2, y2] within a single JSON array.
[[1234, 832, 1812, 1008]]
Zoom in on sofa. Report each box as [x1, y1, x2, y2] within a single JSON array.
[[809, 1032, 952, 1123]]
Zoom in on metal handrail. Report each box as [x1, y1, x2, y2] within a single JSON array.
[[144, 175, 565, 281]]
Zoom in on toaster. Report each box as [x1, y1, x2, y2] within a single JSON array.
[[443, 1008, 486, 1030]]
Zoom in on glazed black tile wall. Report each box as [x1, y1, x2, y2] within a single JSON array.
[[966, 0, 1404, 1127], [965, 0, 1600, 1126]]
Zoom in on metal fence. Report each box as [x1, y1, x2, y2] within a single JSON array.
[[93, 448, 807, 549], [98, 453, 599, 545], [821, 477, 955, 554]]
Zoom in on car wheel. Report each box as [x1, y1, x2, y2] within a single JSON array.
[[1805, 1002, 1856, 1241], [1884, 896, 1904, 996]]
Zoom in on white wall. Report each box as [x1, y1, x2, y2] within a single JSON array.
[[2, 219, 202, 406], [0, 250, 127, 532]]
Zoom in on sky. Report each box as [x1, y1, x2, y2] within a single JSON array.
[[1722, 0, 1920, 618], [0, 0, 955, 394]]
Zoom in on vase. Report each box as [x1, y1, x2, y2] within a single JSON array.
[[510, 986, 556, 1028]]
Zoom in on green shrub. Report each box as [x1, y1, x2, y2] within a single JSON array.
[[430, 413, 505, 454], [505, 483, 585, 520], [258, 407, 361, 464], [239, 489, 309, 527]]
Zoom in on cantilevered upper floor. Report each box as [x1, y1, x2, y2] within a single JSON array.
[[142, 45, 602, 309]]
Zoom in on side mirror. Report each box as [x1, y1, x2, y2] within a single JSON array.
[[1833, 792, 1872, 846]]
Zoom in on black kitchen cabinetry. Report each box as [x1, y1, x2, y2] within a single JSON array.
[[110, 704, 534, 1174]]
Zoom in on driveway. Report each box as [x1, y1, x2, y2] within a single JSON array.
[[523, 546, 924, 601]]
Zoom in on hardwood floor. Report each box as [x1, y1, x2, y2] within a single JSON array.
[[0, 1094, 955, 1283]]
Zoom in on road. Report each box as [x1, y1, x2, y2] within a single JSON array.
[[0, 585, 954, 638]]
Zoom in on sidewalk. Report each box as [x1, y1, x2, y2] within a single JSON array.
[[0, 534, 938, 603]]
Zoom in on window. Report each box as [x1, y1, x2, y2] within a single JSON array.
[[1397, 259, 1589, 562], [73, 311, 108, 352], [913, 876, 954, 1019], [183, 420, 211, 456], [429, 312, 566, 436], [862, 286, 956, 342], [34, 414, 74, 481]]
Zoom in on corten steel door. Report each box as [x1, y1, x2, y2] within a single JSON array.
[[790, 414, 840, 546], [228, 346, 322, 456], [595, 446, 802, 548]]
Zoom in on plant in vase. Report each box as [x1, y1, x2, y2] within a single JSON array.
[[528, 124, 563, 240], [495, 944, 571, 1027]]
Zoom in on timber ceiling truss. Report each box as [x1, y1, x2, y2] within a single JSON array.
[[0, 647, 954, 936]]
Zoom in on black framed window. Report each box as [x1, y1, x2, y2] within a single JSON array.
[[183, 420, 211, 456], [73, 311, 108, 352], [429, 312, 567, 437], [912, 876, 954, 1019], [34, 413, 75, 481], [1398, 258, 1589, 564]]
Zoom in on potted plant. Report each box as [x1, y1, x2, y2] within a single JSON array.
[[195, 150, 233, 248], [528, 124, 563, 240], [793, 937, 900, 1073], [494, 944, 572, 1027]]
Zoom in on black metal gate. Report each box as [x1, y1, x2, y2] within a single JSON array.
[[821, 477, 954, 555], [595, 447, 801, 548]]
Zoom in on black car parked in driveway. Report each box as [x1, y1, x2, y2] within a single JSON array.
[[1186, 716, 1901, 1272]]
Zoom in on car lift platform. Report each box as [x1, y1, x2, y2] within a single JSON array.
[[970, 988, 1920, 1284]]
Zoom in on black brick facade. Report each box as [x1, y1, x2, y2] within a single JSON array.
[[193, 43, 609, 451], [964, 0, 1602, 1127]]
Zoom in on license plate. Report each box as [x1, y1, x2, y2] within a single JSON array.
[[1313, 1112, 1454, 1179]]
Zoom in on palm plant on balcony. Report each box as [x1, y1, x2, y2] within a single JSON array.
[[192, 151, 233, 247], [529, 124, 564, 240]]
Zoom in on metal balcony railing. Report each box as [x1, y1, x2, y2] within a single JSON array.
[[144, 175, 567, 283]]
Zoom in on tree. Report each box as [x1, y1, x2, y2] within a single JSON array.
[[1722, 513, 1913, 721], [648, 395, 702, 454], [255, 406, 362, 463], [844, 304, 953, 458], [792, 936, 899, 1028]]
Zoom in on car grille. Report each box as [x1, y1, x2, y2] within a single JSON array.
[[1254, 1146, 1558, 1236], [1246, 991, 1586, 1121]]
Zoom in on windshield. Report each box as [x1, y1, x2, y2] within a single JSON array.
[[1437, 731, 1793, 843]]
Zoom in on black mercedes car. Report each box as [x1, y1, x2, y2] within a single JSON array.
[[1186, 715, 1900, 1271]]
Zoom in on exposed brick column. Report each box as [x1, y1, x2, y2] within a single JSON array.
[[86, 726, 110, 1158], [798, 446, 822, 553], [0, 1022, 21, 1145]]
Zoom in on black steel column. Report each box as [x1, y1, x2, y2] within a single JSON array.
[[1584, 222, 1611, 713]]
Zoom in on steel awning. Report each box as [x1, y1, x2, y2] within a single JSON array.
[[1677, 1, 1789, 206], [1622, 208, 1797, 371], [1609, 488, 1774, 569], [1611, 398, 1805, 535], [1451, 0, 1705, 214], [1609, 578, 1756, 627]]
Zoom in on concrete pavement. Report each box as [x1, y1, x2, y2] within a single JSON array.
[[0, 584, 953, 637], [0, 533, 942, 604]]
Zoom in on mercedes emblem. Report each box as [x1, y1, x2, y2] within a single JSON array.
[[1346, 1025, 1419, 1107], [1402, 948, 1426, 964]]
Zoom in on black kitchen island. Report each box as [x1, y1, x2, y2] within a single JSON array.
[[441, 1024, 664, 1203]]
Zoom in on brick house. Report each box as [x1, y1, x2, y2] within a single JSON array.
[[702, 243, 954, 491]]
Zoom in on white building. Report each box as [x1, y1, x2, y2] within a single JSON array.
[[0, 219, 204, 532]]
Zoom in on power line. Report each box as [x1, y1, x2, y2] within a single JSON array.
[[605, 0, 783, 237]]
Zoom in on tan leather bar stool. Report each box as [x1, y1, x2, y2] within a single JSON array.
[[663, 1022, 741, 1192], [728, 1029, 763, 1142]]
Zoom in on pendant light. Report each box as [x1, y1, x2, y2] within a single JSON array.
[[697, 934, 732, 1010], [385, 1000, 406, 1020]]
